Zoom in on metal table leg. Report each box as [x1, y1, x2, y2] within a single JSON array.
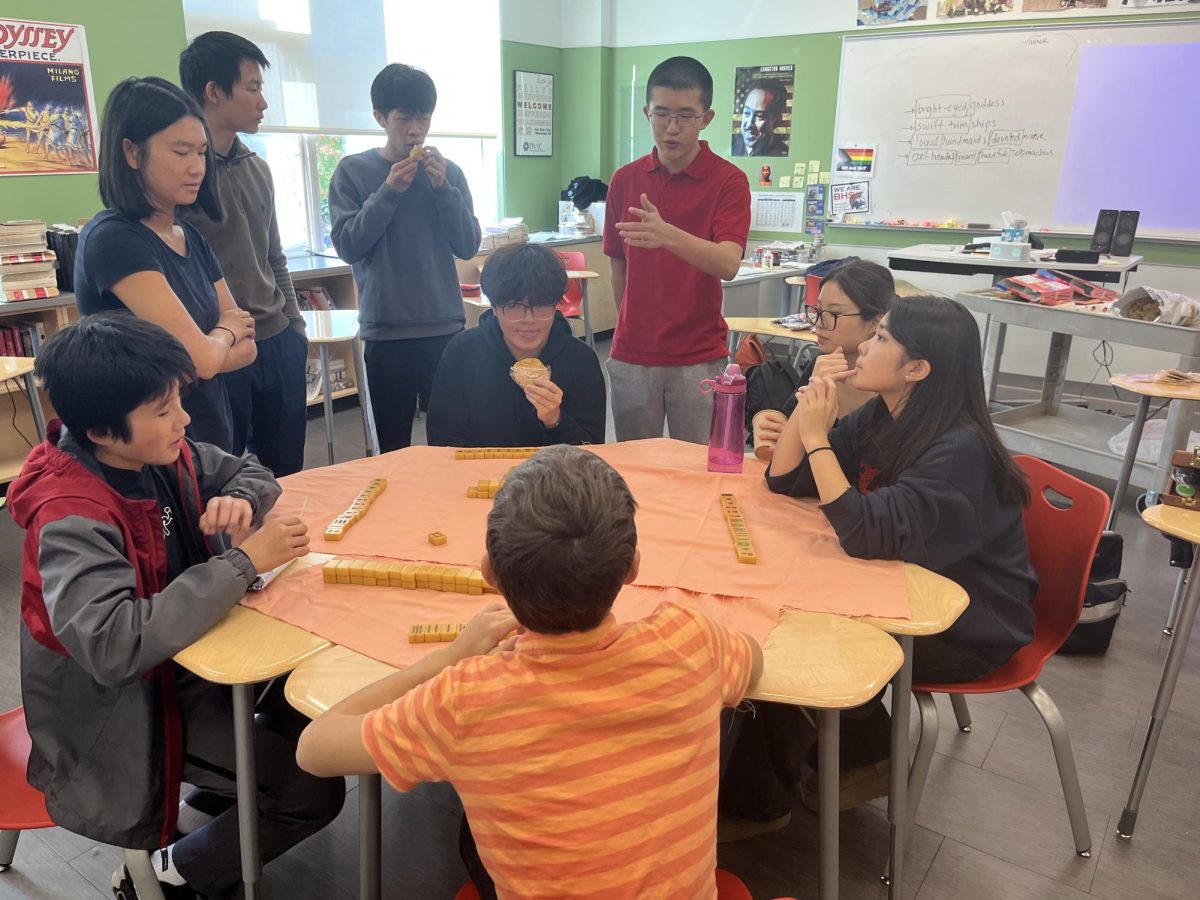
[[1164, 568, 1187, 636], [780, 277, 793, 319], [1109, 394, 1151, 530], [318, 344, 335, 466], [1041, 332, 1073, 416], [21, 370, 47, 441], [817, 707, 840, 900], [351, 339, 374, 457], [359, 774, 381, 900], [232, 684, 262, 899], [1118, 557, 1200, 838], [885, 635, 913, 900], [982, 320, 1006, 406], [580, 281, 595, 349]]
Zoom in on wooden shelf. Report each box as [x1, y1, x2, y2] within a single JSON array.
[[306, 386, 358, 407]]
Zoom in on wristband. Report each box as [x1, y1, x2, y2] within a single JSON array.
[[807, 446, 835, 460], [213, 325, 236, 344]]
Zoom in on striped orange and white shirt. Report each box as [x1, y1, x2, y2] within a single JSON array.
[[363, 601, 753, 899]]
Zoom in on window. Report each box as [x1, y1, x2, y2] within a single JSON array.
[[184, 0, 501, 255]]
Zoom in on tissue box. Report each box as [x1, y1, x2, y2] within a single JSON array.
[[991, 241, 1031, 262]]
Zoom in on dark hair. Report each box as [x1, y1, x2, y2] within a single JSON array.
[[36, 312, 196, 446], [98, 76, 222, 221], [480, 244, 568, 309], [486, 446, 638, 634], [646, 56, 713, 111], [819, 259, 895, 322], [858, 296, 1029, 507], [371, 64, 437, 116], [179, 31, 270, 104], [747, 78, 789, 119]]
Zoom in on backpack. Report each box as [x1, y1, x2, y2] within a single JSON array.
[[738, 334, 809, 439], [1057, 531, 1128, 655]]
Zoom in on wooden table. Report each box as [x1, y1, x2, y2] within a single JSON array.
[[175, 572, 332, 899], [0, 356, 46, 443], [724, 317, 817, 362], [301, 310, 373, 465], [283, 569, 964, 900], [1107, 375, 1200, 531], [858, 565, 970, 900], [1118, 504, 1200, 841], [286, 611, 907, 900]]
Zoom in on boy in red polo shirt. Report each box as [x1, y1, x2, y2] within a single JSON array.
[[603, 56, 751, 443]]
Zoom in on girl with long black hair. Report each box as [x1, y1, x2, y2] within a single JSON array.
[[720, 295, 1037, 838]]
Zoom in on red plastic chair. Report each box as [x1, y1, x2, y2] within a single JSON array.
[[455, 868, 770, 899], [1, 707, 166, 897], [904, 456, 1109, 860], [0, 707, 53, 870], [554, 250, 595, 348]]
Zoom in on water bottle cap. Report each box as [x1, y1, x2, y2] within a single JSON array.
[[699, 363, 746, 395]]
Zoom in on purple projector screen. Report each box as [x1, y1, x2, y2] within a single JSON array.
[[1055, 42, 1200, 233]]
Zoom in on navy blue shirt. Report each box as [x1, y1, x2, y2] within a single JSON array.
[[74, 211, 234, 451]]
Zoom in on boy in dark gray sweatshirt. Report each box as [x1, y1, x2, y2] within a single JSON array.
[[328, 63, 482, 451], [180, 32, 309, 476]]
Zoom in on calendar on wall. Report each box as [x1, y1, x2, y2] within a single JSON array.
[[513, 70, 553, 157], [751, 192, 803, 233]]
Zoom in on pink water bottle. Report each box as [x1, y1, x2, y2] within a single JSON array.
[[699, 363, 747, 473]]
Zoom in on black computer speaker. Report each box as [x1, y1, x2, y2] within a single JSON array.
[[1111, 210, 1140, 257], [1089, 208, 1118, 253]]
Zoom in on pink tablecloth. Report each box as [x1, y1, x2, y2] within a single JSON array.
[[243, 439, 908, 667]]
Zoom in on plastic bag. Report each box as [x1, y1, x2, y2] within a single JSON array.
[[1113, 286, 1200, 327], [1108, 417, 1200, 464]]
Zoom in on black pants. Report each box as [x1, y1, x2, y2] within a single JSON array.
[[719, 633, 1000, 822], [170, 672, 346, 897], [222, 327, 309, 477], [363, 332, 459, 452]]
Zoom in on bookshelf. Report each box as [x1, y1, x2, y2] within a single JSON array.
[[0, 294, 76, 484]]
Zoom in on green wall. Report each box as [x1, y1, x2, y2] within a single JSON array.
[[502, 9, 1200, 266], [500, 41, 563, 231], [2, 0, 187, 224]]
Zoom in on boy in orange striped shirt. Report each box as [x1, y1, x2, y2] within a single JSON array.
[[297, 445, 763, 899]]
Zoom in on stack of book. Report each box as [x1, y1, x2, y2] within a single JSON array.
[[479, 219, 529, 254], [1, 221, 59, 302], [0, 318, 47, 357], [296, 286, 333, 311]]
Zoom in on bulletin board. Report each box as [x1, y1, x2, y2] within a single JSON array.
[[832, 19, 1200, 240]]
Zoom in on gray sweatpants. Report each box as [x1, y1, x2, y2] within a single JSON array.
[[606, 358, 718, 444]]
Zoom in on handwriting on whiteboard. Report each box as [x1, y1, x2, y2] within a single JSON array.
[[900, 93, 1054, 167]]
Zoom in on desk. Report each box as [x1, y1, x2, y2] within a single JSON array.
[[286, 615, 904, 900], [953, 290, 1200, 494], [723, 266, 806, 319], [0, 356, 46, 443], [1118, 504, 1200, 840], [175, 604, 331, 900], [724, 317, 817, 360], [1106, 375, 1200, 530], [566, 270, 600, 349], [858, 565, 970, 900], [301, 310, 373, 466], [887, 243, 1142, 285]]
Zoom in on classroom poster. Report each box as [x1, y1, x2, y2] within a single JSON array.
[[805, 183, 826, 218], [1119, 0, 1200, 8], [731, 64, 794, 158], [857, 1, 930, 26], [513, 70, 553, 157], [937, 0, 1015, 17], [834, 144, 876, 177], [0, 18, 97, 176], [1022, 0, 1106, 11], [830, 181, 871, 217]]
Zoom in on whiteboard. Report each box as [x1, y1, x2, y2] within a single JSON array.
[[833, 20, 1200, 240]]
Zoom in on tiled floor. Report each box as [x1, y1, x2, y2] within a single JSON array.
[[1, 336, 1196, 898]]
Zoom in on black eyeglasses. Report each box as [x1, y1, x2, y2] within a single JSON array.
[[802, 304, 863, 331], [496, 303, 556, 322], [647, 110, 701, 127]]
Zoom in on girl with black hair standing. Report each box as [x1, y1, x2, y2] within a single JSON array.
[[74, 76, 256, 451], [720, 294, 1036, 836]]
